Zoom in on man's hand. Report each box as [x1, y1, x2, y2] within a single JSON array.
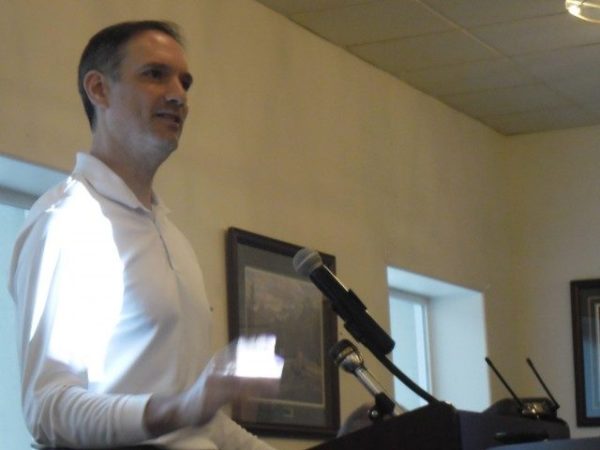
[[144, 335, 283, 437]]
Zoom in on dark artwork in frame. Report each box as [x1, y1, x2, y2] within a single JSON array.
[[226, 227, 340, 438], [571, 279, 600, 426]]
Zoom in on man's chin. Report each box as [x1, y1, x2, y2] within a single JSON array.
[[161, 141, 179, 156], [156, 133, 180, 154]]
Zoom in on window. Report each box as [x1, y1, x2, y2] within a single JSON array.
[[387, 266, 489, 412], [0, 202, 30, 450], [0, 155, 65, 450], [389, 289, 431, 410]]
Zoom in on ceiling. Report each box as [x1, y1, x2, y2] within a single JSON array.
[[254, 0, 600, 135]]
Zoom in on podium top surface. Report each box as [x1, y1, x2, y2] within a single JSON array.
[[308, 402, 462, 450], [489, 436, 600, 450], [308, 402, 570, 450]]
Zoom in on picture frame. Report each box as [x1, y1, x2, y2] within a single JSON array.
[[226, 227, 340, 437], [571, 279, 600, 426]]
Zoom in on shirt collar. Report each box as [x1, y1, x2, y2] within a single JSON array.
[[73, 152, 169, 215]]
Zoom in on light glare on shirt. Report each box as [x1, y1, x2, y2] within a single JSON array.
[[36, 182, 124, 383]]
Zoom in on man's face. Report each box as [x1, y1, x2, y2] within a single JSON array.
[[104, 30, 193, 157]]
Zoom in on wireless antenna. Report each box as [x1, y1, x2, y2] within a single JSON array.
[[526, 358, 560, 411], [485, 357, 526, 411], [485, 357, 560, 420]]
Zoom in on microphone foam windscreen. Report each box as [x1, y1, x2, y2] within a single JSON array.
[[292, 247, 322, 276]]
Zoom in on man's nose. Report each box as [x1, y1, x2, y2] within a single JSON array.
[[165, 78, 187, 107]]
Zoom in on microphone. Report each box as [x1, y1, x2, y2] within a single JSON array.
[[293, 248, 438, 405], [330, 339, 399, 419], [292, 248, 395, 356]]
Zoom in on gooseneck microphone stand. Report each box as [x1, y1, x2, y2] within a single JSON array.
[[330, 338, 400, 421]]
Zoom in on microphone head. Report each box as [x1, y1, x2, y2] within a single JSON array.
[[293, 248, 323, 277], [329, 339, 364, 374]]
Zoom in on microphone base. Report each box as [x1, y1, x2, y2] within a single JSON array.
[[368, 393, 397, 422]]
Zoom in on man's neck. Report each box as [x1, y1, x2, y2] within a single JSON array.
[[90, 141, 158, 210]]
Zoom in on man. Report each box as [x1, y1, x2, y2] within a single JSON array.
[[9, 21, 279, 450]]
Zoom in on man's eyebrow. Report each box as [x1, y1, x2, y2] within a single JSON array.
[[141, 62, 173, 72], [141, 62, 191, 76]]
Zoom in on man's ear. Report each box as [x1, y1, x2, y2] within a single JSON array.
[[83, 70, 111, 110]]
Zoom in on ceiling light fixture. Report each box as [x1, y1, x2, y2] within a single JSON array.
[[566, 0, 600, 22]]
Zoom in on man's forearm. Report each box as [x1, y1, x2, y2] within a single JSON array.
[[25, 384, 150, 448]]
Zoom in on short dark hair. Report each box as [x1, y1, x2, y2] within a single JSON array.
[[78, 20, 183, 129]]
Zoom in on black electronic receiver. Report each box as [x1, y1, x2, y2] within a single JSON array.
[[484, 357, 561, 421]]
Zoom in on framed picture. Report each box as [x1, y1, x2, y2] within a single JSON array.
[[226, 227, 340, 437], [571, 279, 600, 425]]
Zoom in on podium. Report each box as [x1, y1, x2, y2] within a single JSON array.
[[490, 437, 600, 449], [308, 402, 570, 450]]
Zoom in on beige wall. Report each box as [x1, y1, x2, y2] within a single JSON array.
[[3, 0, 596, 448], [507, 127, 600, 439]]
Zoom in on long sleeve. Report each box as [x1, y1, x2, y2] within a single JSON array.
[[9, 189, 151, 448]]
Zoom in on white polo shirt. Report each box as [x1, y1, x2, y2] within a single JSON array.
[[9, 153, 272, 450]]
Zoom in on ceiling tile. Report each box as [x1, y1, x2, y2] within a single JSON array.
[[350, 30, 498, 73], [420, 0, 566, 27], [254, 0, 371, 15], [400, 59, 535, 96], [551, 74, 600, 105], [479, 106, 600, 135], [441, 84, 571, 118], [581, 102, 600, 117], [473, 13, 600, 56], [514, 43, 600, 83], [291, 0, 453, 46]]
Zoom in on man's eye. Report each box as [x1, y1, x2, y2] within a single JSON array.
[[180, 74, 193, 91]]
